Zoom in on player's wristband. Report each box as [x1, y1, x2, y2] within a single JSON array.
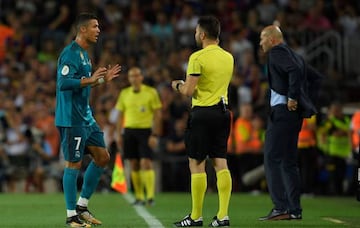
[[98, 77, 105, 84]]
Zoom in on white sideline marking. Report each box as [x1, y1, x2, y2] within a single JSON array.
[[123, 193, 165, 228], [323, 217, 346, 224]]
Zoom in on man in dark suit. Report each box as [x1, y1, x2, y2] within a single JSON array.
[[258, 25, 322, 221]]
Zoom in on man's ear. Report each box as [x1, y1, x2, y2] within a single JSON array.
[[80, 25, 86, 33], [269, 37, 275, 45], [201, 31, 206, 40]]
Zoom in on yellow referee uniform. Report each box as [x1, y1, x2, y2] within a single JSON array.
[[115, 84, 162, 128], [187, 44, 233, 107], [115, 83, 162, 205]]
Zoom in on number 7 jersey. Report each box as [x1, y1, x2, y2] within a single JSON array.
[[55, 41, 96, 127]]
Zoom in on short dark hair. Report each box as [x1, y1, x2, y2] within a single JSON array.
[[75, 13, 98, 31], [197, 15, 220, 40]]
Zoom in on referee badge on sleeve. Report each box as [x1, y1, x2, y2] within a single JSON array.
[[61, 65, 69, 75]]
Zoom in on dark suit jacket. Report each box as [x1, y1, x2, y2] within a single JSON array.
[[267, 43, 323, 118]]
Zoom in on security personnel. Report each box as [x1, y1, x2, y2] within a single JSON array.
[[351, 110, 360, 152], [297, 115, 317, 194], [231, 103, 264, 191], [318, 102, 351, 195]]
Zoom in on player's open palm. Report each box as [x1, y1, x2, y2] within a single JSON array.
[[105, 64, 121, 82]]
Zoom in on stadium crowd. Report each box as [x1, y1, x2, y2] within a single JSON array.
[[0, 0, 360, 197]]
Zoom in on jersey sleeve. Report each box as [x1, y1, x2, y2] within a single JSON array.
[[186, 54, 201, 76], [57, 51, 81, 90]]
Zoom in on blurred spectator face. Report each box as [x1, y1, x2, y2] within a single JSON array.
[[240, 103, 253, 119], [174, 118, 186, 134], [252, 116, 264, 130], [156, 12, 167, 25], [329, 103, 343, 118]]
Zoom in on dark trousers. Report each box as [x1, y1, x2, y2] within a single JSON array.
[[264, 105, 303, 214]]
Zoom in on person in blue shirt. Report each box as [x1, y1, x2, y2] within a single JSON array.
[[55, 13, 121, 227]]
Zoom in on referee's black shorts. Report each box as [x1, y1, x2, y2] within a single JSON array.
[[123, 128, 153, 159], [185, 104, 231, 161]]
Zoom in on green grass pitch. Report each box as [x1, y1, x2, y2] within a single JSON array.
[[0, 192, 359, 227]]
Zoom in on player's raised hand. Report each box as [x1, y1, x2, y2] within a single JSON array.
[[104, 64, 122, 82], [92, 67, 107, 83]]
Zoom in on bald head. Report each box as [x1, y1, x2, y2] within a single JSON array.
[[259, 25, 284, 53], [128, 67, 142, 76], [262, 25, 283, 40]]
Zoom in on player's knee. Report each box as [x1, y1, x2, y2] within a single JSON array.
[[94, 151, 110, 167]]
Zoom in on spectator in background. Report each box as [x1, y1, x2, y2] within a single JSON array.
[[235, 71, 253, 107], [228, 103, 264, 192], [125, 1, 149, 45], [0, 19, 14, 63], [317, 102, 351, 195], [243, 63, 264, 106], [4, 10, 33, 61], [37, 38, 59, 69], [297, 114, 318, 195], [284, 0, 305, 31], [162, 117, 190, 192], [0, 146, 10, 192], [165, 50, 186, 80], [150, 12, 174, 43], [336, 4, 360, 37], [256, 0, 279, 25], [301, 1, 332, 32], [229, 28, 253, 72], [38, 0, 74, 47], [175, 2, 199, 48], [26, 127, 57, 193], [34, 103, 60, 159], [351, 109, 360, 153], [246, 9, 262, 58], [3, 110, 31, 193]]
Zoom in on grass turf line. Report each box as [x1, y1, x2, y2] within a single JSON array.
[[0, 192, 359, 227]]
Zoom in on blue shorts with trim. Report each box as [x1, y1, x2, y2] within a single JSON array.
[[57, 124, 105, 162]]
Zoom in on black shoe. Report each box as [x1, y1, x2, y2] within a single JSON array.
[[132, 199, 146, 206], [259, 208, 289, 221], [66, 215, 91, 227], [174, 214, 203, 227], [147, 199, 155, 207], [289, 213, 302, 220], [76, 205, 102, 225], [208, 216, 230, 227]]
